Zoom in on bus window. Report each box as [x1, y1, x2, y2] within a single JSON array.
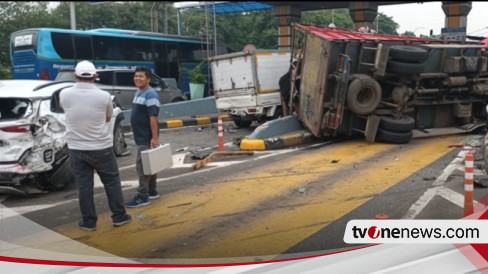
[[52, 32, 74, 59], [153, 42, 179, 80], [73, 35, 93, 60], [179, 43, 205, 62], [11, 31, 38, 53], [93, 36, 123, 60], [124, 38, 152, 61]]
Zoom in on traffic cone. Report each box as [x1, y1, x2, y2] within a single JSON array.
[[464, 153, 474, 217], [218, 115, 224, 151]]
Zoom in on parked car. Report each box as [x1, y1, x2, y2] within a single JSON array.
[[0, 80, 127, 194], [55, 68, 187, 110]]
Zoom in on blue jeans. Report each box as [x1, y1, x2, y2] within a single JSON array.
[[69, 147, 127, 226], [136, 145, 157, 198]]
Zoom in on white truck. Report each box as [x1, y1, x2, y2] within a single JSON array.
[[210, 50, 291, 127]]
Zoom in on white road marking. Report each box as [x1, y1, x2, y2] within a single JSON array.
[[0, 146, 309, 219], [404, 150, 465, 219], [404, 149, 484, 219], [437, 186, 471, 208]]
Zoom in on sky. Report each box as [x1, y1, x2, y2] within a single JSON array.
[[48, 1, 488, 37], [379, 1, 488, 36]]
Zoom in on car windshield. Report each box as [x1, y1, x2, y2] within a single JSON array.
[[55, 71, 75, 82], [0, 98, 31, 121]]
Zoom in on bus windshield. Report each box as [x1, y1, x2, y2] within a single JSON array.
[[10, 28, 230, 94]]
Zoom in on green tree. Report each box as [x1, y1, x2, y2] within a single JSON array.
[[302, 9, 399, 35], [302, 9, 353, 29], [179, 8, 278, 52], [373, 13, 399, 35], [402, 31, 416, 37], [0, 2, 66, 77]]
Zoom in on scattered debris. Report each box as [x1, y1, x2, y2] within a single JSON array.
[[423, 176, 436, 181], [298, 187, 306, 193], [175, 213, 181, 218], [475, 178, 488, 187], [228, 129, 237, 133], [233, 137, 244, 146], [176, 147, 189, 152], [190, 152, 211, 160], [331, 159, 340, 163], [395, 156, 399, 161], [136, 214, 147, 219], [168, 202, 193, 208]]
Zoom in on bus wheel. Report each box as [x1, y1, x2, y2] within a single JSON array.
[[379, 115, 415, 132], [346, 76, 382, 115], [375, 128, 413, 144], [389, 45, 428, 63], [233, 116, 252, 128]]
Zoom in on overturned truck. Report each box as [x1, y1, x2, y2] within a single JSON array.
[[291, 23, 488, 143]]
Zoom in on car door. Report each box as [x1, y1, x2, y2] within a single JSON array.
[[150, 74, 170, 104], [113, 71, 137, 110]]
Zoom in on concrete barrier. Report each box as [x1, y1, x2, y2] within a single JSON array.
[[121, 96, 218, 126]]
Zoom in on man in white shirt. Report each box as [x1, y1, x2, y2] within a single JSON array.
[[60, 60, 131, 231]]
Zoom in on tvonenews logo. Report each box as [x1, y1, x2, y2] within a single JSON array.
[[344, 220, 488, 244]]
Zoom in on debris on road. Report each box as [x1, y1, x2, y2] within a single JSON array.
[[176, 147, 189, 152]]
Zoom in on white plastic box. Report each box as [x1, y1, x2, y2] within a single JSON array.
[[141, 143, 173, 175]]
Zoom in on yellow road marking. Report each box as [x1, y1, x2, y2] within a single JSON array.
[[165, 120, 183, 128], [196, 117, 211, 125], [17, 136, 461, 262]]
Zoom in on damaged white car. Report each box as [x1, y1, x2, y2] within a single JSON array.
[[0, 80, 127, 195]]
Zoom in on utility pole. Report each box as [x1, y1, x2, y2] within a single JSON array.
[[70, 2, 76, 30]]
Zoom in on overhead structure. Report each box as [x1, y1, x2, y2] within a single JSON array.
[[176, 1, 473, 50]]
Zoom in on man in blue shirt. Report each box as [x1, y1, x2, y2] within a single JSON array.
[[126, 66, 161, 207]]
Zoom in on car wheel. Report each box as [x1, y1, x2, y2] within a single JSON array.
[[113, 121, 127, 157], [171, 98, 184, 103], [233, 116, 253, 128], [43, 147, 74, 190]]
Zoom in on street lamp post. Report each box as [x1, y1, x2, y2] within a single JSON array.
[[70, 2, 76, 30]]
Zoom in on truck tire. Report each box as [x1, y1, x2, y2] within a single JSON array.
[[346, 76, 382, 115], [389, 45, 428, 63], [43, 148, 74, 190], [386, 60, 425, 74], [233, 116, 252, 128], [375, 128, 413, 144], [379, 115, 415, 132]]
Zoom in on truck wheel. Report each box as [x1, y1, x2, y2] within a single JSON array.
[[375, 128, 413, 144], [346, 76, 382, 115], [389, 45, 428, 63], [379, 115, 415, 132], [43, 148, 74, 190], [233, 116, 252, 128], [387, 60, 425, 74], [113, 121, 127, 156]]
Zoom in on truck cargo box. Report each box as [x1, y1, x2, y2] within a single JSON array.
[[210, 50, 291, 127]]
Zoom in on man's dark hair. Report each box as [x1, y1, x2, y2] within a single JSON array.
[[135, 66, 152, 78]]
